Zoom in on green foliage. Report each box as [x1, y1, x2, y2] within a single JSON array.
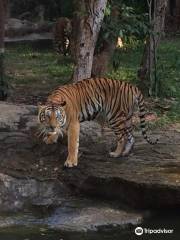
[[112, 37, 143, 71], [107, 45, 141, 81], [116, 0, 148, 13], [97, 0, 149, 69], [60, 0, 74, 18], [101, 1, 149, 41], [154, 40, 180, 98]]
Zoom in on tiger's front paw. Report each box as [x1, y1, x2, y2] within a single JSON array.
[[109, 151, 122, 158], [64, 157, 78, 168], [44, 137, 54, 144]]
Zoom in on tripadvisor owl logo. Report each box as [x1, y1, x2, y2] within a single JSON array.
[[135, 227, 143, 235], [135, 226, 174, 235]]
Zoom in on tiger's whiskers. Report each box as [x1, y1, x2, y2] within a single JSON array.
[[36, 125, 64, 141]]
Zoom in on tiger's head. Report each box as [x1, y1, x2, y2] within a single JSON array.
[[37, 101, 66, 143]]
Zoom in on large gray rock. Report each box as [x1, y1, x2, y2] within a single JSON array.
[[0, 197, 143, 231], [0, 173, 68, 212]]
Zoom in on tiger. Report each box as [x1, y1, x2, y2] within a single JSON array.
[[53, 17, 72, 56], [37, 78, 158, 168]]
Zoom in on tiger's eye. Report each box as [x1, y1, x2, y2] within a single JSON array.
[[56, 110, 61, 118], [39, 112, 45, 122], [46, 110, 51, 117]]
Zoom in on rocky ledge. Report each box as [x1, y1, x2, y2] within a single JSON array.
[[0, 102, 180, 215]]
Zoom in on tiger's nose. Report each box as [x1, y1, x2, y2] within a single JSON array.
[[50, 126, 55, 131]]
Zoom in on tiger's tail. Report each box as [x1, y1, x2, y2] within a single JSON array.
[[136, 90, 158, 145]]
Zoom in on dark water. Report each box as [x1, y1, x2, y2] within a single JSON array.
[[0, 211, 180, 240], [0, 227, 131, 240]]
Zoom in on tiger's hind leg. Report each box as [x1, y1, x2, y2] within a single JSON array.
[[109, 136, 126, 158], [122, 132, 135, 156], [109, 119, 127, 158], [122, 117, 135, 156]]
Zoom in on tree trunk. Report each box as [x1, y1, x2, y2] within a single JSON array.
[[72, 0, 107, 82], [0, 0, 7, 100], [138, 0, 168, 95], [91, 39, 117, 77], [91, 5, 120, 77]]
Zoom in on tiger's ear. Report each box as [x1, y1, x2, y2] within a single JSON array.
[[60, 101, 66, 107], [37, 103, 46, 112]]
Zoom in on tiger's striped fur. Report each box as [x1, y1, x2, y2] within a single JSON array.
[[38, 78, 158, 167]]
